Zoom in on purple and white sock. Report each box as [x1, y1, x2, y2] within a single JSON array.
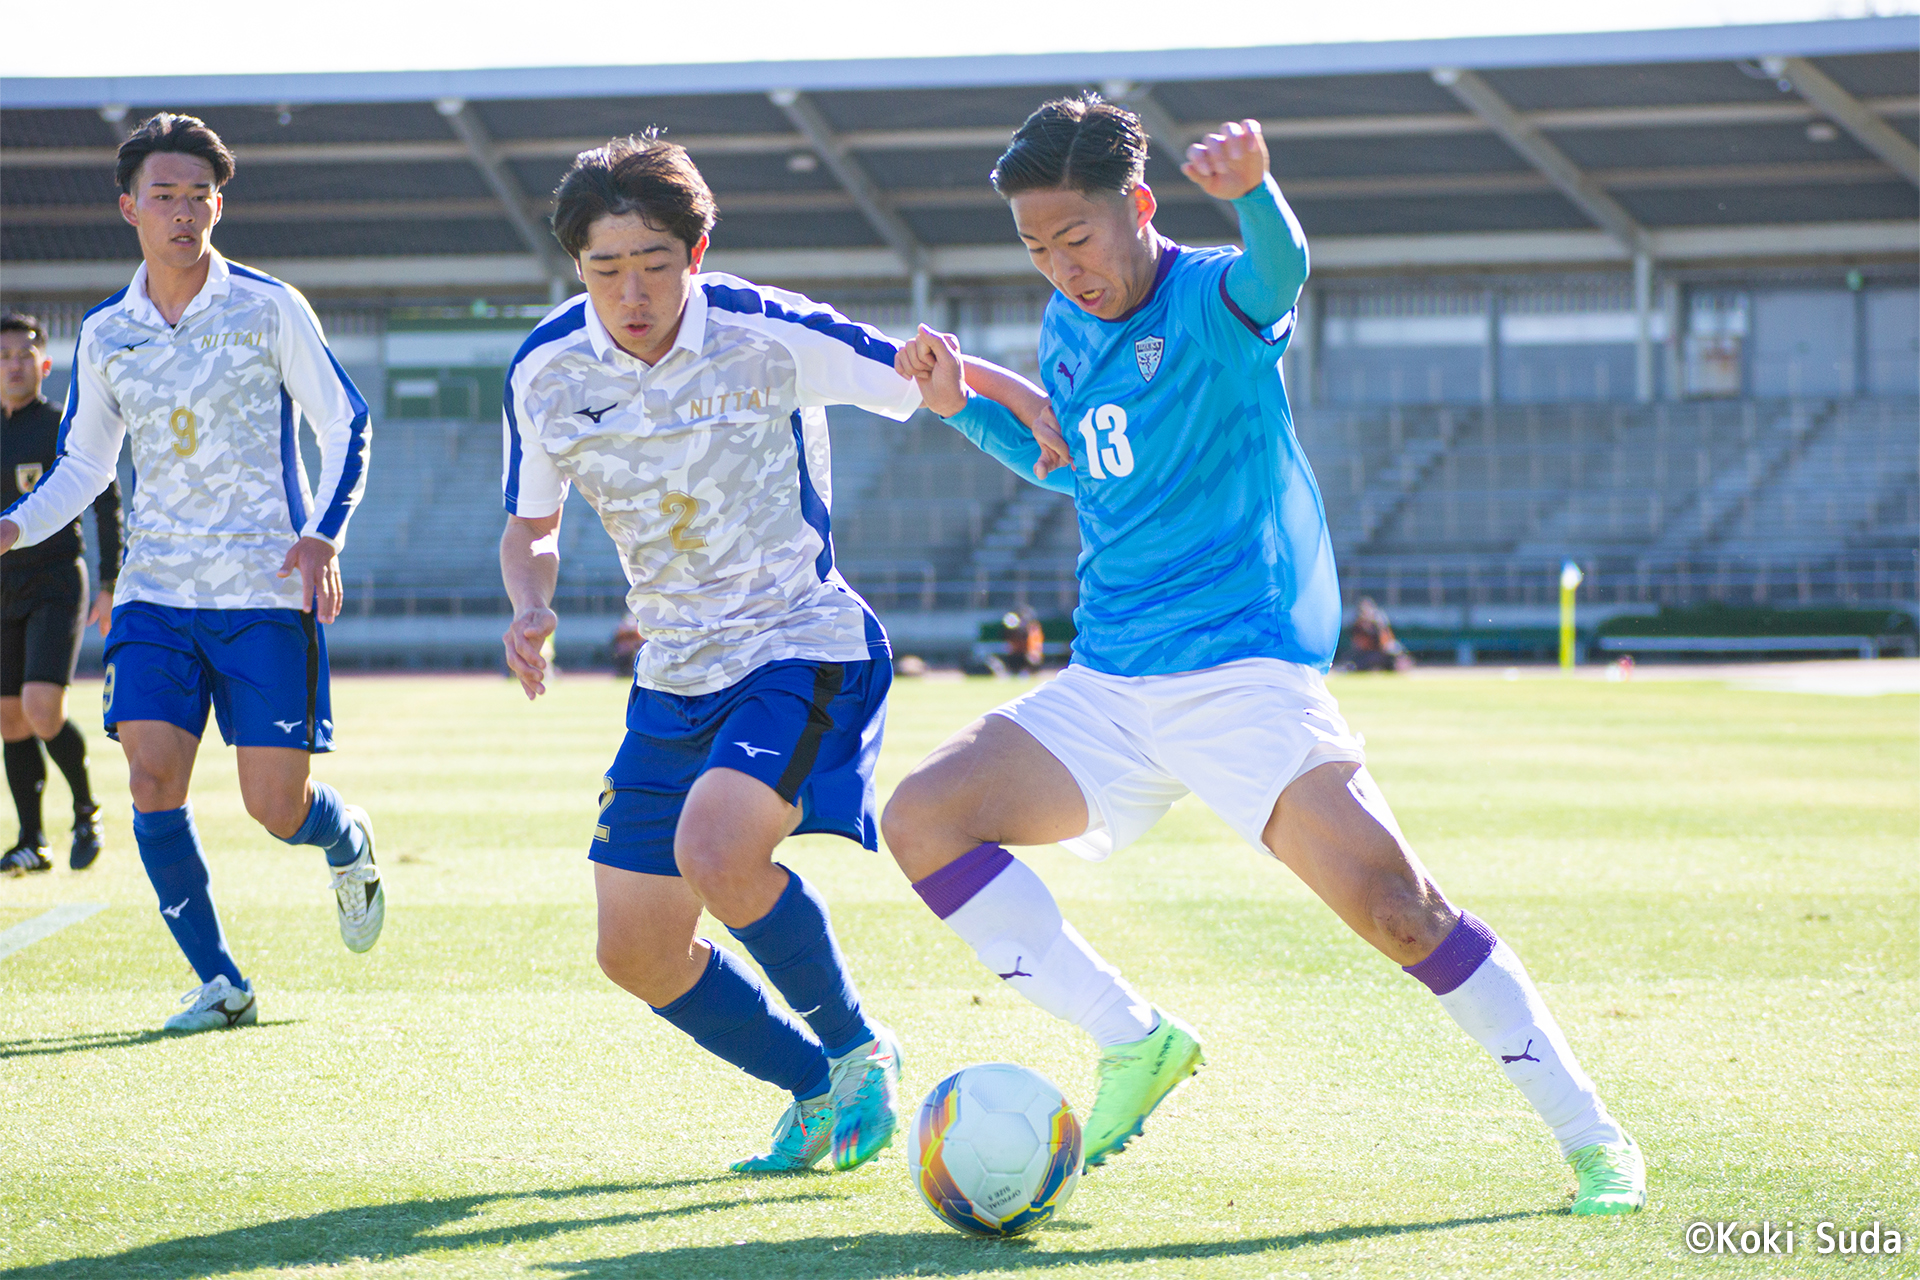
[[1405, 910, 1623, 1156], [913, 843, 1156, 1048]]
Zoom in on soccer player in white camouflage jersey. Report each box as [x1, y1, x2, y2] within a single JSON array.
[[0, 114, 382, 1033], [499, 135, 1054, 1174]]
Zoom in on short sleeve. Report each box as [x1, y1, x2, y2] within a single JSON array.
[[1181, 252, 1296, 368]]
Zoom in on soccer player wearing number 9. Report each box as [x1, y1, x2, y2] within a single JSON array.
[[884, 97, 1645, 1215], [499, 136, 1057, 1176], [0, 115, 381, 1035]]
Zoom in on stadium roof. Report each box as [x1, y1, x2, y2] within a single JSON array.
[[3, 17, 1915, 301]]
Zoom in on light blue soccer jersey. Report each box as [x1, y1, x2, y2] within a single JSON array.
[[949, 241, 1340, 676]]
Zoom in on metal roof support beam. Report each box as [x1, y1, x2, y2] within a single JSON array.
[[1432, 67, 1649, 257], [769, 88, 932, 317], [435, 96, 572, 301], [1104, 80, 1241, 234], [1762, 56, 1920, 186]]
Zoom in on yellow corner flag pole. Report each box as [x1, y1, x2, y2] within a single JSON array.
[[1559, 560, 1584, 670]]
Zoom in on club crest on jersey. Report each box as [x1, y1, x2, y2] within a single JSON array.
[[1134, 336, 1164, 382], [14, 463, 43, 493]]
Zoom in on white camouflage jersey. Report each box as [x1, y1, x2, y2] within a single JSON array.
[[505, 276, 920, 695], [2, 251, 370, 610]]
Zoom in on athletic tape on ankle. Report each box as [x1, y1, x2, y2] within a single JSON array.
[[1402, 910, 1497, 995], [911, 843, 1014, 919]]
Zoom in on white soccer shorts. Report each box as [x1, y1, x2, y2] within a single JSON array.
[[988, 657, 1366, 859]]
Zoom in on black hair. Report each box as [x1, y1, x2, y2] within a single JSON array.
[[551, 132, 718, 259], [990, 94, 1150, 198], [115, 112, 237, 194], [0, 312, 47, 348]]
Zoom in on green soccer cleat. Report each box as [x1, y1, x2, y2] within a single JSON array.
[[828, 1024, 902, 1171], [1083, 1009, 1204, 1168], [730, 1093, 834, 1174], [1569, 1136, 1647, 1215]]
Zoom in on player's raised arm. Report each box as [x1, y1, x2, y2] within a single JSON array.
[[1184, 120, 1310, 330], [0, 333, 128, 556]]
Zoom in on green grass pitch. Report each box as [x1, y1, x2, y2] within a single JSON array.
[[1, 670, 1913, 1278]]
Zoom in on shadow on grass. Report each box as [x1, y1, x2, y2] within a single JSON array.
[[0, 1020, 301, 1059], [537, 1210, 1554, 1278], [1, 1179, 829, 1279]]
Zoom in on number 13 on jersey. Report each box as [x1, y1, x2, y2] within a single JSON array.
[[1076, 404, 1133, 479]]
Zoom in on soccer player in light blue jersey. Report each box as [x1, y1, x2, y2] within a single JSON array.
[[882, 96, 1645, 1215]]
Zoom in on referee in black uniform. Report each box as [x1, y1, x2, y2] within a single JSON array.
[[2, 312, 123, 874]]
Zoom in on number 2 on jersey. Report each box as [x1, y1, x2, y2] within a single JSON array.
[[168, 408, 199, 458], [1076, 404, 1134, 480], [661, 491, 706, 551]]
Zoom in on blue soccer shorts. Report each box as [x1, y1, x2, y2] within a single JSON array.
[[102, 602, 333, 752], [589, 657, 890, 877]]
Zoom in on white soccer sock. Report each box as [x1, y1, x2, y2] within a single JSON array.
[[1426, 930, 1624, 1157], [920, 849, 1156, 1048]]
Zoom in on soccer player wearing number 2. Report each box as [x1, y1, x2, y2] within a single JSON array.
[[885, 97, 1645, 1215], [0, 115, 381, 1034], [501, 136, 1055, 1175]]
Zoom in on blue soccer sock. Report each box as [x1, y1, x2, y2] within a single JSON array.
[[133, 805, 244, 988], [280, 781, 366, 867], [653, 943, 831, 1100], [727, 866, 873, 1059]]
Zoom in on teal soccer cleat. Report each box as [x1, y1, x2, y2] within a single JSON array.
[[828, 1024, 902, 1170], [731, 1093, 834, 1174]]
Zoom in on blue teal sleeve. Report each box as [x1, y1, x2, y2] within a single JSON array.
[[1223, 175, 1310, 330], [943, 396, 1076, 495]]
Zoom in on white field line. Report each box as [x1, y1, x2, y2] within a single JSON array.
[[0, 902, 107, 961]]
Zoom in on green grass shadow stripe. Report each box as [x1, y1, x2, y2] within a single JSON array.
[[0, 1181, 830, 1279], [531, 1211, 1555, 1278]]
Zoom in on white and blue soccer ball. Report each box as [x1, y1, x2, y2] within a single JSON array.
[[907, 1063, 1083, 1238]]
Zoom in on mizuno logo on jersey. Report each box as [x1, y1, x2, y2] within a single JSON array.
[[578, 404, 618, 423], [734, 742, 780, 758], [1135, 335, 1165, 382]]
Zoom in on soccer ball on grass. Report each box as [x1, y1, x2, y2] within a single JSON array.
[[907, 1063, 1082, 1238]]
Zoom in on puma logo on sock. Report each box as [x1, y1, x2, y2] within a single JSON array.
[[1501, 1039, 1541, 1064], [997, 957, 1032, 980]]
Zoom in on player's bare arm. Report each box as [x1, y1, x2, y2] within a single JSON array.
[[897, 327, 1072, 477], [500, 511, 562, 700]]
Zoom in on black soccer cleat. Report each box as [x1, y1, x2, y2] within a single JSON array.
[[2, 839, 53, 876], [70, 805, 104, 871]]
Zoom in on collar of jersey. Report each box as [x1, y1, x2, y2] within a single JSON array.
[[124, 249, 232, 330], [582, 281, 709, 370], [1092, 237, 1181, 326]]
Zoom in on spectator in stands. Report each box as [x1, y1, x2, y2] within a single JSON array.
[[1346, 597, 1412, 673], [1003, 606, 1046, 675]]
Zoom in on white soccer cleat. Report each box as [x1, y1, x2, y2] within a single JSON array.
[[331, 806, 385, 953], [163, 974, 258, 1033]]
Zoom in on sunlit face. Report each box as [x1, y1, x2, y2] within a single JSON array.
[[119, 151, 222, 271], [0, 331, 51, 407], [1008, 184, 1159, 320], [576, 213, 708, 364]]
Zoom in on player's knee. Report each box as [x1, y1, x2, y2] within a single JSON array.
[[242, 788, 307, 838], [879, 772, 951, 861], [595, 935, 676, 1004], [20, 687, 65, 739], [1366, 870, 1457, 966]]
